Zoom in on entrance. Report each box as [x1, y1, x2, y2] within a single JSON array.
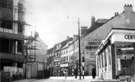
[[116, 42, 135, 76]]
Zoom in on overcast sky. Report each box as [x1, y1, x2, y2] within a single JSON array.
[[25, 0, 135, 49]]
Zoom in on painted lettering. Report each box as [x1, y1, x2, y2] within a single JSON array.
[[125, 35, 135, 40]]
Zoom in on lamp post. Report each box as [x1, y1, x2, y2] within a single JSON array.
[[77, 18, 81, 80], [67, 16, 81, 79]]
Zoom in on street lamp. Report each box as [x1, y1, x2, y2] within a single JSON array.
[[67, 16, 81, 79], [77, 18, 81, 80]]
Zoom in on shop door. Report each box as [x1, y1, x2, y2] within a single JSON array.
[[116, 42, 135, 76]]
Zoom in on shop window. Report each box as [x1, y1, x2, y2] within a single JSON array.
[[116, 42, 134, 76]]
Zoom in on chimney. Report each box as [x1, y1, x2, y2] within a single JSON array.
[[66, 36, 70, 39], [114, 12, 119, 16], [81, 26, 88, 36], [73, 35, 78, 39], [91, 16, 95, 26], [124, 4, 133, 13]]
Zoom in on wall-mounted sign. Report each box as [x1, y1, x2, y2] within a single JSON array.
[[124, 35, 135, 40], [111, 33, 135, 43]]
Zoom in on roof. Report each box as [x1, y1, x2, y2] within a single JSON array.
[[47, 47, 54, 54], [54, 37, 73, 51], [85, 19, 108, 35]]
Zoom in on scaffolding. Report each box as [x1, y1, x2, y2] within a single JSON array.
[[0, 0, 26, 70]]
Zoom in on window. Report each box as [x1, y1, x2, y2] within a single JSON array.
[[1, 20, 12, 29], [18, 23, 23, 33], [0, 0, 13, 9]]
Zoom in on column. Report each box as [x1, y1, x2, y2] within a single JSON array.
[[15, 41, 18, 54], [111, 44, 116, 79], [14, 62, 17, 73], [23, 63, 26, 77]]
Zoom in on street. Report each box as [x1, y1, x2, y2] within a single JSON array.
[[11, 76, 99, 82]]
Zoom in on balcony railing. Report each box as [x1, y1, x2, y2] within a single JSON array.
[[0, 53, 25, 62]]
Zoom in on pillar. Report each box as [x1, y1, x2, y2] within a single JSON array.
[[15, 41, 18, 54], [23, 63, 26, 77], [14, 62, 17, 73], [111, 44, 116, 79]]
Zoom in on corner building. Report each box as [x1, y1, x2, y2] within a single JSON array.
[[95, 4, 135, 79]]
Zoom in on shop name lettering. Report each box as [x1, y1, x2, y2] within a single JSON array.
[[125, 35, 135, 40]]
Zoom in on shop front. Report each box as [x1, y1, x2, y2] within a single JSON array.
[[96, 28, 135, 80], [60, 63, 69, 76]]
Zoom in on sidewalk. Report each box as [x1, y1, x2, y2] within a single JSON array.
[[50, 76, 99, 80], [11, 79, 36, 82]]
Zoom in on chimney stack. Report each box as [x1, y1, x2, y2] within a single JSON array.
[[124, 4, 133, 13], [91, 16, 95, 26], [81, 26, 88, 36], [114, 12, 119, 16]]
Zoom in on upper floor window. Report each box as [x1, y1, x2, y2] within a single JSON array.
[[18, 23, 23, 33], [0, 0, 13, 9], [1, 20, 13, 29]]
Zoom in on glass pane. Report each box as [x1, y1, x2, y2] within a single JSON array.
[[116, 42, 134, 76]]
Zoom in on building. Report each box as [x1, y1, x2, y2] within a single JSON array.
[[47, 47, 54, 76], [95, 4, 135, 80], [0, 0, 26, 78], [25, 33, 47, 78], [47, 37, 73, 76], [80, 17, 108, 75]]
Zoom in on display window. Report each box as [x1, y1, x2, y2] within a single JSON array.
[[115, 42, 134, 76]]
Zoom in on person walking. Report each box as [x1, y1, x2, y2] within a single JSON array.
[[92, 65, 96, 79], [74, 68, 78, 79], [64, 70, 68, 78]]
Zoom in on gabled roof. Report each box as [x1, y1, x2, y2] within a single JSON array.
[[54, 37, 73, 51]]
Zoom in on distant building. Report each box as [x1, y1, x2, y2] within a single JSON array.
[[80, 17, 108, 75], [47, 37, 73, 76], [47, 48, 54, 76], [26, 34, 47, 63], [24, 33, 47, 78]]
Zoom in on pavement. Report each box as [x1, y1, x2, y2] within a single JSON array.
[[11, 79, 36, 82], [11, 76, 119, 82]]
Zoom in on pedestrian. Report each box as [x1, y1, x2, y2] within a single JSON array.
[[74, 68, 78, 79], [64, 70, 68, 78], [92, 65, 96, 79]]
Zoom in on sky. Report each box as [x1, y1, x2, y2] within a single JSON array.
[[25, 0, 135, 49]]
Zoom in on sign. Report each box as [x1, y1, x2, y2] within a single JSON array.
[[111, 33, 135, 43], [60, 63, 68, 67]]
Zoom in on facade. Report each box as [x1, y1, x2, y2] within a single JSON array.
[[60, 42, 69, 76], [52, 37, 73, 76], [80, 17, 108, 75], [47, 37, 73, 76], [95, 4, 135, 80], [25, 34, 47, 78], [0, 0, 25, 77], [96, 28, 135, 80], [53, 43, 61, 76], [47, 48, 54, 76]]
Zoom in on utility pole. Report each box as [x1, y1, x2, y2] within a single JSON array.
[[78, 18, 81, 79]]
